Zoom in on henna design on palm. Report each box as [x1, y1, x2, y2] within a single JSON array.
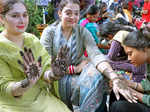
[[18, 47, 42, 81], [51, 45, 71, 80]]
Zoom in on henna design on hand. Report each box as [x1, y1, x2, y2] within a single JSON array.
[[51, 45, 71, 80], [18, 47, 42, 82], [117, 79, 128, 90]]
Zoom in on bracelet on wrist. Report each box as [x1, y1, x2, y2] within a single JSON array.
[[46, 70, 55, 83], [21, 79, 30, 88], [69, 65, 75, 75]]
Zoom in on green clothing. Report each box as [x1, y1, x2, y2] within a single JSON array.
[[0, 32, 70, 112], [141, 64, 150, 107]]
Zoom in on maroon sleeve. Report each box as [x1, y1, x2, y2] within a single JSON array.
[[107, 40, 126, 61]]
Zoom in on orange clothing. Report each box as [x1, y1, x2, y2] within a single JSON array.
[[123, 9, 133, 23]]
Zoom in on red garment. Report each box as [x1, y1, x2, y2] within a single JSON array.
[[134, 0, 141, 8], [128, 1, 133, 12], [84, 50, 88, 57], [142, 2, 150, 22], [96, 17, 102, 22], [135, 19, 145, 29]]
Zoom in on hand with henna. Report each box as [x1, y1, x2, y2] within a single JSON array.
[[18, 47, 42, 87], [112, 78, 138, 103], [50, 45, 70, 80]]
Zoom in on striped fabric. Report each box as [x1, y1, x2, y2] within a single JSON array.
[[40, 22, 108, 112], [71, 35, 77, 64]]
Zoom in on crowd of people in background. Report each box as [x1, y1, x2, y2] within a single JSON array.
[[0, 0, 150, 112]]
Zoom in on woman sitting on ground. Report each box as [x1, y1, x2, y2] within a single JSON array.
[[110, 25, 150, 112], [40, 0, 138, 111]]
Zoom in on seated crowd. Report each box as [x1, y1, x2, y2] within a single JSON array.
[[0, 0, 150, 112]]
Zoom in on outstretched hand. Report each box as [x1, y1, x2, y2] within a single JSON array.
[[18, 47, 42, 86], [112, 78, 138, 103], [51, 45, 70, 80]]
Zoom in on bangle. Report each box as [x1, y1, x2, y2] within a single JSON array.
[[47, 70, 57, 82], [71, 65, 75, 74], [69, 65, 75, 74], [44, 70, 53, 83], [21, 79, 30, 88], [134, 83, 138, 90], [69, 65, 72, 74]]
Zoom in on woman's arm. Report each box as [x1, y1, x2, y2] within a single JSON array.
[[83, 27, 137, 103], [126, 73, 150, 106], [128, 86, 150, 107], [44, 59, 89, 83], [10, 80, 31, 97], [127, 80, 144, 92], [132, 63, 146, 76], [0, 59, 31, 97], [97, 44, 110, 49], [82, 26, 126, 79], [128, 88, 143, 102], [12, 48, 42, 97], [71, 59, 88, 74], [129, 87, 150, 107], [12, 34, 51, 97]]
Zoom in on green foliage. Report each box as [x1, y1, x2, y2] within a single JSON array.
[[25, 0, 42, 37], [46, 3, 55, 24], [24, 0, 55, 38]]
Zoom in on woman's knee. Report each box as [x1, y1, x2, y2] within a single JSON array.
[[110, 100, 147, 112], [110, 101, 129, 112]]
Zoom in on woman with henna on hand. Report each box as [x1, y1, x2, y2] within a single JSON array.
[[110, 26, 150, 112], [40, 0, 138, 111], [0, 0, 71, 111]]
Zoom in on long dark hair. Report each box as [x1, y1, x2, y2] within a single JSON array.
[[123, 27, 150, 49], [86, 4, 99, 15], [99, 21, 135, 38]]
